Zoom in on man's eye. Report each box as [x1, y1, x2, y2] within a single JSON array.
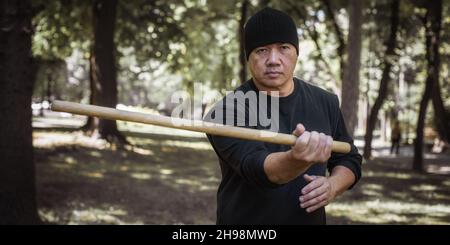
[[281, 45, 290, 50], [256, 48, 267, 53]]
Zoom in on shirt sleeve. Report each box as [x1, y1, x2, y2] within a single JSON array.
[[327, 96, 363, 189], [207, 134, 281, 189], [204, 98, 282, 189]]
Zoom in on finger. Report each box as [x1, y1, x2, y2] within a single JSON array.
[[300, 184, 328, 205], [306, 199, 329, 213], [292, 123, 306, 137], [323, 136, 333, 158], [295, 131, 310, 151], [315, 133, 327, 159], [300, 191, 328, 209], [319, 135, 333, 161], [318, 133, 327, 150], [306, 131, 320, 153], [301, 176, 324, 194], [303, 174, 316, 183]]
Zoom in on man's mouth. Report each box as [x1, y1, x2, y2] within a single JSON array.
[[265, 71, 283, 77]]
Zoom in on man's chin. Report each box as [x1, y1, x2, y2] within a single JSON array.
[[260, 79, 286, 89]]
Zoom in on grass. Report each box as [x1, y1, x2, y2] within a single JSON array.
[[33, 115, 450, 224]]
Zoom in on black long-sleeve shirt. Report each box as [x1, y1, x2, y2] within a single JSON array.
[[204, 78, 362, 225]]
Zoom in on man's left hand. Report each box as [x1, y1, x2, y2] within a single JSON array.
[[299, 174, 336, 213]]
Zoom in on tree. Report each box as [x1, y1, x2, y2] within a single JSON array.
[[429, 2, 450, 144], [341, 0, 364, 137], [238, 0, 249, 84], [0, 0, 41, 224], [84, 0, 128, 145], [363, 0, 400, 159], [321, 0, 346, 82], [413, 0, 444, 172], [32, 0, 91, 104]]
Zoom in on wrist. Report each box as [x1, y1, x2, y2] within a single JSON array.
[[327, 176, 339, 199], [286, 150, 309, 166]]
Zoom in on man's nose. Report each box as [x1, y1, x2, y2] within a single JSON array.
[[266, 50, 281, 66]]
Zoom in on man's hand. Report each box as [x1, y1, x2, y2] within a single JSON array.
[[299, 174, 336, 213], [263, 123, 334, 185], [289, 123, 333, 164]]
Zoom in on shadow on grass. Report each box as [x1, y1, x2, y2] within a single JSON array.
[[34, 127, 450, 224], [327, 155, 450, 224], [35, 131, 220, 224]]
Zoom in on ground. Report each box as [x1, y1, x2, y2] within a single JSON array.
[[33, 113, 450, 224]]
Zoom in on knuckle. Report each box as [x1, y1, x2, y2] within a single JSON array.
[[327, 136, 333, 143], [303, 155, 312, 162]]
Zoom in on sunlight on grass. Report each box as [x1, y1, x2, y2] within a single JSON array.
[[410, 184, 438, 192], [161, 146, 178, 153], [131, 146, 154, 155], [426, 165, 450, 175], [365, 183, 384, 191], [51, 163, 73, 170], [361, 189, 383, 197], [81, 171, 104, 179], [118, 122, 206, 138], [130, 172, 152, 180], [327, 200, 450, 224], [33, 131, 109, 149], [89, 151, 102, 157], [443, 180, 450, 187], [160, 169, 174, 175], [68, 207, 138, 225], [161, 140, 212, 150], [175, 178, 201, 186], [64, 156, 76, 165], [172, 178, 217, 191], [365, 171, 417, 180], [128, 136, 212, 151], [39, 206, 142, 225], [38, 209, 61, 223]]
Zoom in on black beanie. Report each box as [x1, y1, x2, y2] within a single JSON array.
[[244, 7, 299, 60]]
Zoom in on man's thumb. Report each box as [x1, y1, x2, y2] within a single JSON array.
[[303, 174, 316, 182]]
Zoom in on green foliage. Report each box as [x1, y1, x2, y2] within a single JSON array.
[[30, 0, 450, 136]]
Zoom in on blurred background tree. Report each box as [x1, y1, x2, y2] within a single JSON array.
[[29, 0, 450, 164]]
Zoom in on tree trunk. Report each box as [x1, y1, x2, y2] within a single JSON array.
[[363, 0, 399, 159], [46, 73, 53, 102], [341, 0, 363, 137], [80, 51, 96, 131], [429, 0, 449, 144], [432, 79, 450, 143], [238, 0, 248, 84], [413, 0, 443, 172], [86, 0, 127, 145], [0, 0, 41, 224], [321, 0, 346, 82]]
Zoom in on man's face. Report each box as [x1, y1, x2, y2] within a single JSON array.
[[248, 43, 297, 92]]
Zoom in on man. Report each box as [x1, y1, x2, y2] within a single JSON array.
[[390, 120, 402, 155], [204, 7, 362, 225]]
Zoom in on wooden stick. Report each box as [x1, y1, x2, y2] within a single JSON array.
[[51, 100, 351, 153]]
